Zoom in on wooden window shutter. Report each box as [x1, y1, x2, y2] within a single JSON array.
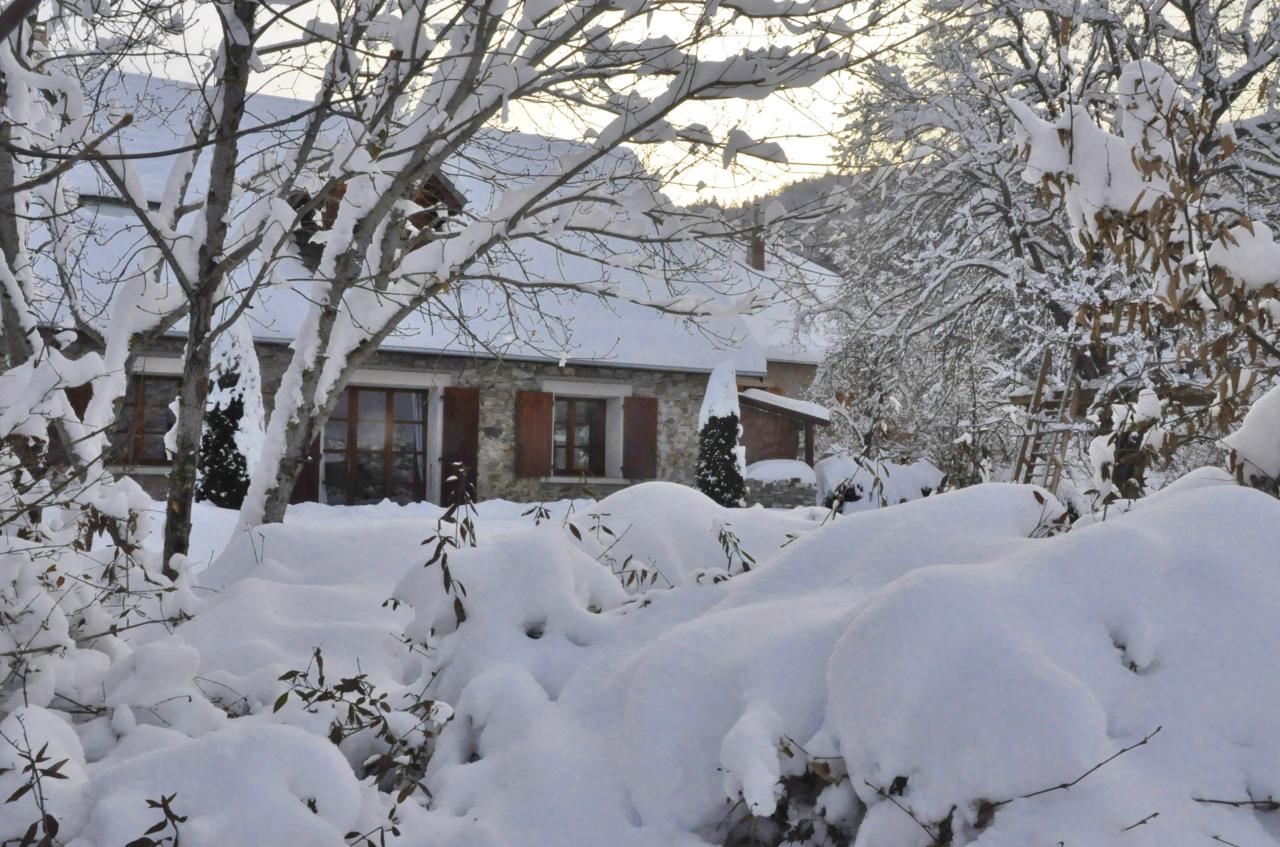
[[623, 395, 658, 479], [442, 386, 481, 503], [514, 390, 553, 477], [290, 437, 321, 504]]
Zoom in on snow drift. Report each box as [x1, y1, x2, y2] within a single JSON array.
[[7, 479, 1280, 847]]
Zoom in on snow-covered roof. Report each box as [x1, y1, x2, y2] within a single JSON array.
[[739, 388, 830, 423], [47, 75, 833, 376]]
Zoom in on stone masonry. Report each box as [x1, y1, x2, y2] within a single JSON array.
[[746, 478, 819, 509]]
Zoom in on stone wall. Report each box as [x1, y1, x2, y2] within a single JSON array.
[[746, 478, 818, 509]]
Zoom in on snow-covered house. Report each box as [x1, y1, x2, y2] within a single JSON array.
[[32, 77, 832, 505]]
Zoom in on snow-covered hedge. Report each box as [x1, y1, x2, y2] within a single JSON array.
[[814, 454, 945, 512], [7, 475, 1280, 846]]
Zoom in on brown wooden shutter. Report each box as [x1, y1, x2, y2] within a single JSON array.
[[290, 437, 321, 504], [514, 390, 553, 478], [442, 386, 480, 503], [623, 395, 658, 479]]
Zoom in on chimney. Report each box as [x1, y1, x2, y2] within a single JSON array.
[[748, 202, 766, 271]]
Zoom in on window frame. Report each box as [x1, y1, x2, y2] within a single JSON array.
[[552, 396, 607, 477], [112, 374, 181, 467], [322, 386, 430, 505]]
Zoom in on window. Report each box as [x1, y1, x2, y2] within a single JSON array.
[[112, 375, 180, 466], [322, 387, 428, 505], [553, 397, 606, 476]]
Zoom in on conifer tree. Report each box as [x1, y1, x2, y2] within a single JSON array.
[[195, 370, 251, 509], [696, 363, 747, 507]]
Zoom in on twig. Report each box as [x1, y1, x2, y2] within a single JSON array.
[[1122, 811, 1159, 831], [864, 780, 939, 843], [1194, 797, 1280, 811], [1, 115, 133, 196], [1017, 726, 1162, 802]]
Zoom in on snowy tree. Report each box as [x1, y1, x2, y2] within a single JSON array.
[[813, 0, 1280, 485], [696, 362, 746, 507], [1009, 46, 1280, 493], [0, 1, 925, 564]]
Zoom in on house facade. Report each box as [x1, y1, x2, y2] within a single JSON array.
[[102, 333, 821, 506]]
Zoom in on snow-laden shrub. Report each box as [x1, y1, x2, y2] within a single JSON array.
[[374, 478, 1280, 847], [566, 482, 822, 590], [1223, 382, 1280, 494], [815, 454, 944, 513]]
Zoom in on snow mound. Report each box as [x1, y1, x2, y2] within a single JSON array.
[[815, 454, 945, 511], [74, 724, 363, 847], [746, 459, 817, 485], [383, 479, 1280, 847], [31, 476, 1280, 847], [572, 481, 823, 588], [1223, 382, 1280, 484]]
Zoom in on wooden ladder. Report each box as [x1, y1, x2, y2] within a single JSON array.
[[1013, 350, 1081, 494]]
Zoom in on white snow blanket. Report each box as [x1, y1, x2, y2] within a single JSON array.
[[747, 459, 817, 485], [11, 477, 1280, 847]]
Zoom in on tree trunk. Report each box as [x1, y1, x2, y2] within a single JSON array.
[[162, 299, 214, 572], [160, 0, 254, 570], [260, 410, 321, 524], [0, 97, 35, 368]]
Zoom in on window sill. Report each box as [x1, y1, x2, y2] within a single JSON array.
[[540, 476, 628, 485], [110, 465, 171, 475]]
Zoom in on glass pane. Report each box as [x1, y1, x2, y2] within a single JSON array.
[[143, 379, 177, 411], [389, 454, 425, 503], [352, 452, 385, 503], [393, 392, 424, 422], [323, 456, 347, 505], [554, 446, 567, 470], [574, 447, 589, 470], [137, 434, 167, 462], [393, 422, 423, 452], [575, 423, 591, 445], [330, 389, 349, 421], [554, 398, 567, 422], [575, 398, 601, 423], [553, 425, 567, 445], [324, 418, 347, 451], [357, 421, 384, 450], [145, 404, 174, 432], [358, 389, 386, 421]]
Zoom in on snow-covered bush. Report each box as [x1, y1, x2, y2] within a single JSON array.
[[565, 482, 821, 590], [365, 476, 1280, 846], [815, 454, 945, 513], [696, 363, 747, 508], [1222, 382, 1280, 494]]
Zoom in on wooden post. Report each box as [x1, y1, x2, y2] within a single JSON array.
[[804, 421, 815, 467]]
